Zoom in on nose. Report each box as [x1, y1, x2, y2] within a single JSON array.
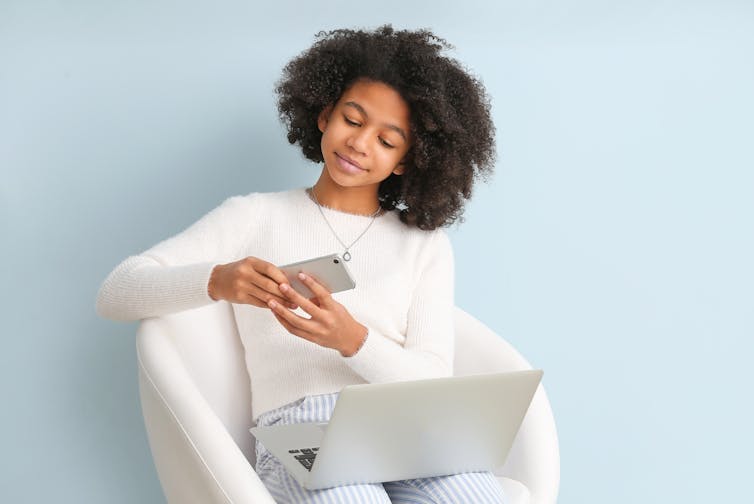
[[346, 129, 368, 155]]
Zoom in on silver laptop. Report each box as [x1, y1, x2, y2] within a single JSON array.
[[250, 369, 543, 490]]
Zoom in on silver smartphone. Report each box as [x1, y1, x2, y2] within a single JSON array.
[[278, 253, 356, 299]]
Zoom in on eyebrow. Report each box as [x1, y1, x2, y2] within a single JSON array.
[[344, 101, 408, 141]]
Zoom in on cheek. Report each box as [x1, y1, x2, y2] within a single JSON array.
[[386, 145, 409, 164], [319, 127, 333, 153], [375, 151, 403, 171], [320, 123, 343, 147]]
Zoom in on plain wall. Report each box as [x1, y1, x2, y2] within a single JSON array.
[[2, 0, 752, 502]]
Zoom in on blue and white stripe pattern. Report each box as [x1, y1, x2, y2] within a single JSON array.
[[254, 392, 507, 503]]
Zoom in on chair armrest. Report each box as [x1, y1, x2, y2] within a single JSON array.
[[502, 384, 560, 504], [137, 318, 275, 504], [453, 308, 560, 504]]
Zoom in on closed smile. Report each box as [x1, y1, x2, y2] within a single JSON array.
[[335, 152, 365, 171]]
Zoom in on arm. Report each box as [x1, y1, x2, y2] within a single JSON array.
[[341, 230, 455, 382], [95, 257, 218, 321], [95, 195, 254, 321]]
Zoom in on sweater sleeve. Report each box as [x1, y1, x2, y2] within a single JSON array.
[[340, 229, 455, 382], [95, 195, 254, 321]]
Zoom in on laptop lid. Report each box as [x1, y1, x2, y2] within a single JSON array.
[[305, 370, 543, 489]]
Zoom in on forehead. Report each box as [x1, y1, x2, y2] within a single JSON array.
[[336, 80, 411, 128]]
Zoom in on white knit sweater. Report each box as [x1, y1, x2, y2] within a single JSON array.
[[96, 187, 455, 420]]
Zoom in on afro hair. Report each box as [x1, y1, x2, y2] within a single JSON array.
[[276, 25, 496, 230]]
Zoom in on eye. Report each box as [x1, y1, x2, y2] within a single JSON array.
[[343, 115, 360, 126], [379, 138, 395, 149]]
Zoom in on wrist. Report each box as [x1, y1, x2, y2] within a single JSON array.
[[340, 325, 369, 357], [207, 264, 223, 301]]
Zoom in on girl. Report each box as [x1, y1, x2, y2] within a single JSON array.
[[97, 25, 500, 503]]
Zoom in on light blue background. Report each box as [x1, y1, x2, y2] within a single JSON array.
[[2, 0, 752, 502]]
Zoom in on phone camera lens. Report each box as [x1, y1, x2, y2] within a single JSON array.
[[333, 259, 340, 264]]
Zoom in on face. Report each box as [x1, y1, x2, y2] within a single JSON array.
[[318, 79, 412, 191]]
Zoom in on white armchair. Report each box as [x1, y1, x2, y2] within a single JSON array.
[[136, 302, 560, 503]]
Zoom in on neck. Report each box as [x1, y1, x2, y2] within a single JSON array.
[[310, 176, 382, 217]]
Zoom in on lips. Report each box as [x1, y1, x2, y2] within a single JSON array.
[[334, 152, 366, 174]]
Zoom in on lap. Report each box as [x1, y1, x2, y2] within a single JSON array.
[[255, 393, 506, 503], [258, 457, 505, 504], [257, 454, 506, 504], [384, 472, 506, 503], [257, 455, 391, 503]]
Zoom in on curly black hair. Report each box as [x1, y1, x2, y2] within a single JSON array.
[[276, 25, 496, 230]]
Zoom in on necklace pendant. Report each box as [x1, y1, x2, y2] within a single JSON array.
[[343, 251, 352, 262]]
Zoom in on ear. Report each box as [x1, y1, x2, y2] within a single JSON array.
[[317, 104, 334, 133], [392, 160, 407, 176]]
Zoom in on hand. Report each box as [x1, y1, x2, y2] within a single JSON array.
[[268, 272, 368, 357], [208, 257, 298, 310]]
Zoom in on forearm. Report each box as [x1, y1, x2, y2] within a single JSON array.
[[95, 255, 218, 321], [340, 324, 454, 383], [341, 229, 456, 382], [96, 195, 257, 321]]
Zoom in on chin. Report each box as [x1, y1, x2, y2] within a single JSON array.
[[323, 163, 353, 188]]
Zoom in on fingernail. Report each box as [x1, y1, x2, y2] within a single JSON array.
[[280, 283, 288, 292], [298, 272, 307, 280], [268, 300, 276, 308]]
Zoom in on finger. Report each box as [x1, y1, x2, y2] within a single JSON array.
[[255, 261, 292, 287], [249, 270, 298, 309], [269, 307, 295, 333], [297, 273, 333, 303], [270, 309, 321, 345], [268, 299, 317, 332], [246, 285, 297, 309], [278, 283, 323, 316], [245, 282, 297, 310]]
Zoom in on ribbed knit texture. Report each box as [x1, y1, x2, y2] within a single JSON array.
[[96, 188, 455, 420]]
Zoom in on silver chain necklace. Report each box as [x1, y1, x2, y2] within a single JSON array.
[[308, 186, 382, 262]]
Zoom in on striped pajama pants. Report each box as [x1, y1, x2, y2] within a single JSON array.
[[254, 392, 508, 503]]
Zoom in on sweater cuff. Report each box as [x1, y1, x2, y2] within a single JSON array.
[[135, 260, 220, 317], [340, 325, 398, 382], [179, 261, 220, 306]]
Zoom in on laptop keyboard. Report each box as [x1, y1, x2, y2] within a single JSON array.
[[288, 447, 319, 471]]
